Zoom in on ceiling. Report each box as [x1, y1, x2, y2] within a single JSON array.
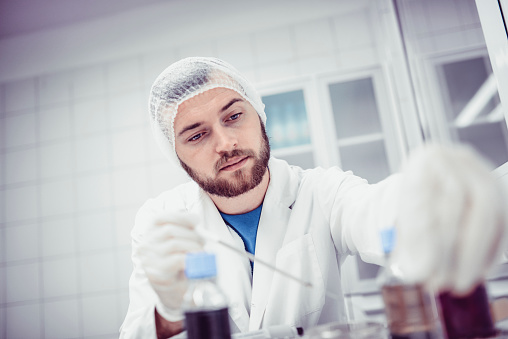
[[0, 0, 370, 82], [0, 0, 370, 40], [0, 0, 167, 39]]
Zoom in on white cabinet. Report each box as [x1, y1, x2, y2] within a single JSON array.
[[259, 68, 404, 184], [318, 69, 404, 184]]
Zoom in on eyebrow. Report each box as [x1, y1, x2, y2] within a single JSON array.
[[221, 98, 243, 112], [177, 98, 245, 138], [178, 122, 203, 137]]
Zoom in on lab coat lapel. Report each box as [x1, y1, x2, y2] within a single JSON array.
[[189, 189, 252, 333], [249, 158, 299, 330]]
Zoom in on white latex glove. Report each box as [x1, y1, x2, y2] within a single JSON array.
[[138, 211, 204, 321], [392, 144, 508, 295]]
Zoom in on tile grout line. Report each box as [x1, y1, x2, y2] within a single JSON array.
[[107, 58, 126, 332], [70, 68, 85, 339], [105, 60, 123, 336], [0, 82, 6, 339], [35, 75, 45, 339]]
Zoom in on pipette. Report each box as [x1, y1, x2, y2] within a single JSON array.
[[196, 227, 340, 301]]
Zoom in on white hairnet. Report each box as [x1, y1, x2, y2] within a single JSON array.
[[148, 57, 267, 164]]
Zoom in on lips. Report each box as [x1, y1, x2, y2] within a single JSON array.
[[219, 156, 248, 171]]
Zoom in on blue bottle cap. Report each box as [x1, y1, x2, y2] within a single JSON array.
[[380, 227, 396, 254], [185, 252, 217, 279]]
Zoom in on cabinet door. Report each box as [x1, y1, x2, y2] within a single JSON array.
[[328, 76, 392, 183], [262, 89, 316, 169], [320, 70, 405, 299], [320, 70, 402, 184], [435, 55, 508, 167]]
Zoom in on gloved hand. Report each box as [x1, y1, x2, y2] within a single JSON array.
[[138, 211, 204, 321], [392, 144, 508, 295]]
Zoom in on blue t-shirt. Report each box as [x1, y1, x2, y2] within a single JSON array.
[[219, 204, 263, 257]]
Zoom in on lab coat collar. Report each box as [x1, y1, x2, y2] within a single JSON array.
[[249, 157, 300, 330], [265, 157, 300, 209]]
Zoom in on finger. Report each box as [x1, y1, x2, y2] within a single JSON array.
[[453, 171, 504, 293], [394, 144, 468, 287], [151, 211, 201, 229], [429, 148, 484, 290], [447, 148, 496, 291], [155, 279, 189, 310], [428, 162, 470, 291], [422, 145, 502, 293], [142, 253, 186, 284], [149, 238, 204, 258], [144, 224, 204, 245], [139, 236, 204, 267]]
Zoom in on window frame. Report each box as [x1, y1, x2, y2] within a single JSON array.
[[316, 67, 406, 177]]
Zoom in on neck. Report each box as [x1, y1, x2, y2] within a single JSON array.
[[209, 169, 270, 214]]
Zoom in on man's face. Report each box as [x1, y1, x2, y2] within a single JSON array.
[[174, 87, 270, 198]]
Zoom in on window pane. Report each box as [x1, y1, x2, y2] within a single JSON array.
[[263, 90, 311, 149], [277, 151, 315, 170], [339, 140, 390, 184], [356, 256, 380, 280], [457, 123, 508, 167], [441, 57, 499, 121], [438, 57, 508, 166], [329, 78, 382, 138]]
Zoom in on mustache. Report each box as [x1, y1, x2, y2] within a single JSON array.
[[215, 149, 256, 172]]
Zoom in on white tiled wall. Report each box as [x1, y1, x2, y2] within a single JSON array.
[[0, 54, 151, 337], [5, 223, 39, 262], [6, 303, 42, 339], [5, 263, 40, 303], [44, 299, 81, 339], [3, 111, 38, 148], [0, 0, 500, 338], [43, 258, 79, 298], [397, 0, 486, 56], [41, 217, 76, 258]]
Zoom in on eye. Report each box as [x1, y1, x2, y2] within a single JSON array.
[[229, 113, 242, 121], [188, 133, 203, 142]]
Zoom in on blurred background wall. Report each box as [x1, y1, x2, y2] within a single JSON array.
[[1, 0, 507, 338]]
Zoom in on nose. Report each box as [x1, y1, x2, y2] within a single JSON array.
[[214, 127, 237, 154]]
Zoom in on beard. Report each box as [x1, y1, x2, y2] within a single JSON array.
[[179, 124, 270, 198]]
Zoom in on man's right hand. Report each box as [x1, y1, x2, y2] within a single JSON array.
[[138, 211, 204, 322], [392, 144, 507, 295]]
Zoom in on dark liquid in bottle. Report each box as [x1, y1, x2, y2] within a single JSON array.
[[382, 284, 440, 339], [438, 283, 497, 339], [184, 307, 231, 339], [391, 332, 437, 339]]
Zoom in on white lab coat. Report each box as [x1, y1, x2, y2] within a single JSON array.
[[120, 157, 399, 338]]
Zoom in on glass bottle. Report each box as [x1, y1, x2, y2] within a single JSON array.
[[377, 228, 442, 339], [183, 252, 231, 339], [438, 282, 497, 339]]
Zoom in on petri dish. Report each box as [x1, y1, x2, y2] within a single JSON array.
[[304, 321, 388, 339]]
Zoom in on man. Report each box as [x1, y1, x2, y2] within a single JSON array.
[[120, 57, 507, 338]]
